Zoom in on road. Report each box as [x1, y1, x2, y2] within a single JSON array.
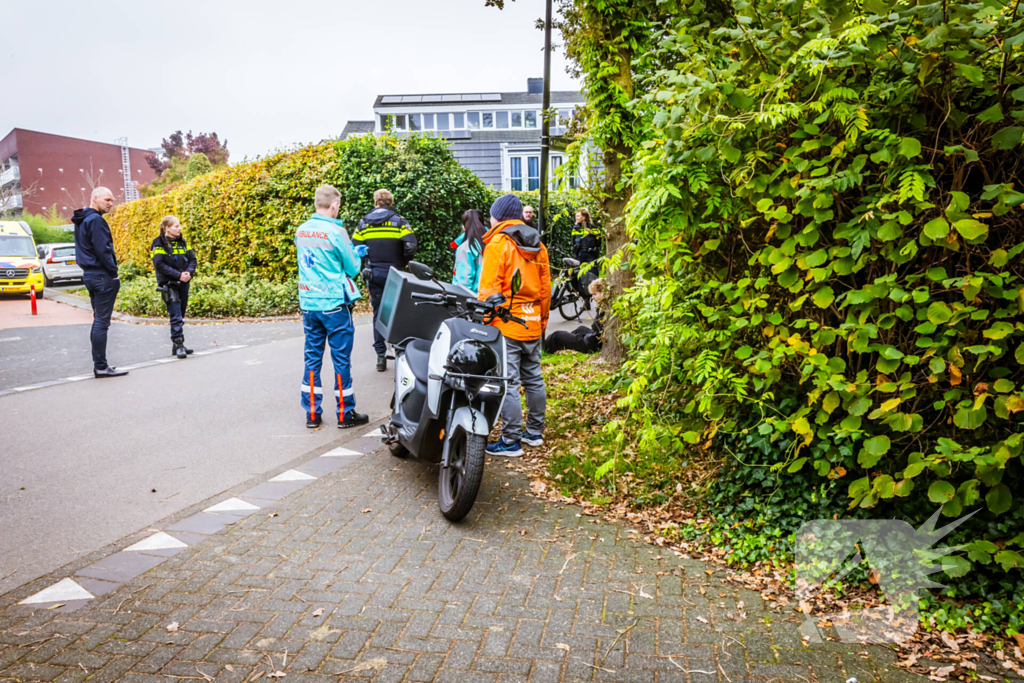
[[0, 294, 595, 597]]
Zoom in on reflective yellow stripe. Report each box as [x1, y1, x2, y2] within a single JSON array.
[[354, 227, 410, 239], [152, 247, 167, 255]]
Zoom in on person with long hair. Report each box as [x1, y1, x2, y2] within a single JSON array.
[[151, 215, 197, 359], [451, 208, 487, 293], [572, 207, 602, 263]]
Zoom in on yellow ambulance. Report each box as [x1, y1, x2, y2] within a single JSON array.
[[0, 221, 46, 297]]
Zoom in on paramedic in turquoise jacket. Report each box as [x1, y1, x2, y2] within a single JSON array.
[[295, 185, 370, 430], [451, 209, 487, 293]]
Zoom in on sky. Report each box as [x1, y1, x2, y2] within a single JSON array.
[[2, 0, 579, 161]]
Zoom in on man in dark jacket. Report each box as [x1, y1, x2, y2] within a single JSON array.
[[72, 187, 127, 378], [352, 189, 417, 371]]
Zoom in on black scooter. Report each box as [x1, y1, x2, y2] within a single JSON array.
[[380, 262, 526, 521]]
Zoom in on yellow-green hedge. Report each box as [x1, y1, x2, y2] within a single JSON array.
[[109, 135, 596, 281]]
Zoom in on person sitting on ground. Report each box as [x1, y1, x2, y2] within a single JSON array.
[[544, 278, 605, 355], [478, 193, 551, 458], [451, 209, 487, 293]]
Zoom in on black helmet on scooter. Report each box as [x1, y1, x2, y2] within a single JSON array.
[[447, 339, 500, 398]]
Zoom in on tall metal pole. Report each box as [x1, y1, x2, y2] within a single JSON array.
[[538, 0, 553, 238]]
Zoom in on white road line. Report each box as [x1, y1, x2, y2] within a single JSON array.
[[0, 336, 22, 342], [13, 385, 44, 392], [204, 498, 260, 513], [19, 578, 94, 605], [125, 532, 188, 552], [322, 447, 363, 457], [65, 375, 93, 382], [269, 469, 317, 482]]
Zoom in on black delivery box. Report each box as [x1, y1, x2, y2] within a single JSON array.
[[375, 267, 476, 345]]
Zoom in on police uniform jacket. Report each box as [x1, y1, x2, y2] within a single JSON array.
[[572, 222, 603, 263], [352, 207, 417, 278], [151, 235, 197, 287]]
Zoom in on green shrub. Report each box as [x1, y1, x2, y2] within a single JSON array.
[[185, 152, 213, 180], [115, 274, 299, 318], [17, 211, 73, 245]]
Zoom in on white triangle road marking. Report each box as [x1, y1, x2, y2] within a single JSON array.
[[19, 578, 94, 605], [125, 532, 189, 552], [269, 469, 316, 482], [204, 498, 260, 513], [321, 447, 362, 457]]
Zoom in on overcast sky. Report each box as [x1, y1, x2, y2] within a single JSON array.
[[3, 0, 579, 161]]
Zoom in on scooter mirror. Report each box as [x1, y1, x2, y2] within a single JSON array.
[[408, 262, 434, 281], [510, 268, 523, 297]]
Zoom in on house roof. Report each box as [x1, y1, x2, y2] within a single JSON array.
[[341, 121, 375, 139], [374, 91, 583, 108]]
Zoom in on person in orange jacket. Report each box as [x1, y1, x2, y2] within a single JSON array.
[[478, 193, 551, 457]]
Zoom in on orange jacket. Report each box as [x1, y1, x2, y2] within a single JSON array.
[[478, 219, 551, 341]]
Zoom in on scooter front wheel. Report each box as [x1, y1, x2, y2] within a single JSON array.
[[438, 431, 486, 522]]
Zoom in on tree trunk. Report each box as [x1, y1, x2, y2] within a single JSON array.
[[598, 46, 633, 365]]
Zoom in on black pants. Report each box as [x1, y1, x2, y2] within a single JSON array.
[[164, 283, 190, 344], [368, 271, 388, 358], [82, 271, 119, 370], [544, 325, 601, 355]]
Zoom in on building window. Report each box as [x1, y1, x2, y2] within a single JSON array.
[[511, 111, 523, 128], [551, 154, 579, 189], [453, 112, 465, 129], [422, 113, 434, 130], [510, 157, 523, 191], [527, 156, 540, 191], [525, 111, 538, 128], [468, 112, 480, 129], [409, 114, 422, 131], [482, 112, 494, 129], [381, 114, 407, 131], [496, 111, 509, 129], [436, 113, 450, 131]]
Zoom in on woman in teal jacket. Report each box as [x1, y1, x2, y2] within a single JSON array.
[[452, 209, 487, 293]]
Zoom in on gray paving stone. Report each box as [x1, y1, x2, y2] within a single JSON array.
[[0, 446, 938, 683]]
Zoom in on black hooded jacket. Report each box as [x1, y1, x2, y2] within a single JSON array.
[[352, 207, 417, 276], [72, 208, 118, 277], [151, 235, 197, 287]]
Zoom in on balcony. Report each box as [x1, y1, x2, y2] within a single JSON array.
[[2, 194, 23, 210], [0, 166, 19, 187]]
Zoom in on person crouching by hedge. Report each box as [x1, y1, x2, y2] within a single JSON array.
[[451, 209, 487, 293], [151, 216, 197, 359]]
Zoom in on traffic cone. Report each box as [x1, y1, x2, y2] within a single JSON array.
[[30, 285, 38, 315]]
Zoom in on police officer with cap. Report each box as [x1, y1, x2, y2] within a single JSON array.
[[352, 188, 417, 372]]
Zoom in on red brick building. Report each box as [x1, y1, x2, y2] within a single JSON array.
[[0, 128, 157, 219]]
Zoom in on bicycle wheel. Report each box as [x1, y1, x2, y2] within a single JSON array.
[[559, 289, 586, 321]]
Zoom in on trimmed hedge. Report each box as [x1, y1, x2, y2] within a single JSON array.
[[108, 134, 597, 282]]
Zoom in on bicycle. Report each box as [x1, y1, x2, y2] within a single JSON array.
[[550, 256, 594, 321]]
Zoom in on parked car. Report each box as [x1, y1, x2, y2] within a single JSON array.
[[36, 242, 83, 287], [0, 221, 45, 297]]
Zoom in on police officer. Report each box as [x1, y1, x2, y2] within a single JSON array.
[[571, 208, 602, 263], [151, 215, 197, 359], [352, 188, 417, 372]]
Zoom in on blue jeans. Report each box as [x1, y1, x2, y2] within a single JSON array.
[[301, 305, 357, 421], [83, 271, 119, 370]]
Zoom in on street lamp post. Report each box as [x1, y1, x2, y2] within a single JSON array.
[[538, 0, 553, 238]]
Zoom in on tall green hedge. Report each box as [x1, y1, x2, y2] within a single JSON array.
[[609, 0, 1024, 616], [109, 135, 595, 281]]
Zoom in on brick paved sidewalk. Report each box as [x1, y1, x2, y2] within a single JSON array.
[[0, 443, 932, 683]]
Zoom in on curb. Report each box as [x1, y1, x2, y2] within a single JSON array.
[[44, 288, 373, 326]]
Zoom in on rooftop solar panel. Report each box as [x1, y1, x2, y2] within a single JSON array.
[[401, 95, 423, 103], [442, 95, 461, 102], [481, 94, 502, 101], [461, 94, 482, 102], [381, 96, 403, 104], [421, 95, 444, 102]]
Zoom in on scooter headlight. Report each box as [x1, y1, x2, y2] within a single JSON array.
[[446, 339, 499, 399]]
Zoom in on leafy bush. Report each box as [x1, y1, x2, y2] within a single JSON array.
[[583, 0, 1024, 627], [115, 273, 299, 318], [109, 134, 592, 282], [17, 209, 73, 245], [185, 152, 213, 180]]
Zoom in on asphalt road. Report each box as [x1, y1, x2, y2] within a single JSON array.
[[0, 299, 595, 598]]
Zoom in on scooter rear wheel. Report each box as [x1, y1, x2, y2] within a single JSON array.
[[438, 431, 486, 522], [389, 442, 409, 458]]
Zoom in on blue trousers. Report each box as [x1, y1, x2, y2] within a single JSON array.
[[82, 271, 119, 370], [301, 305, 357, 421]]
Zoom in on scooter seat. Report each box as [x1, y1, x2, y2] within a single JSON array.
[[405, 339, 432, 384]]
